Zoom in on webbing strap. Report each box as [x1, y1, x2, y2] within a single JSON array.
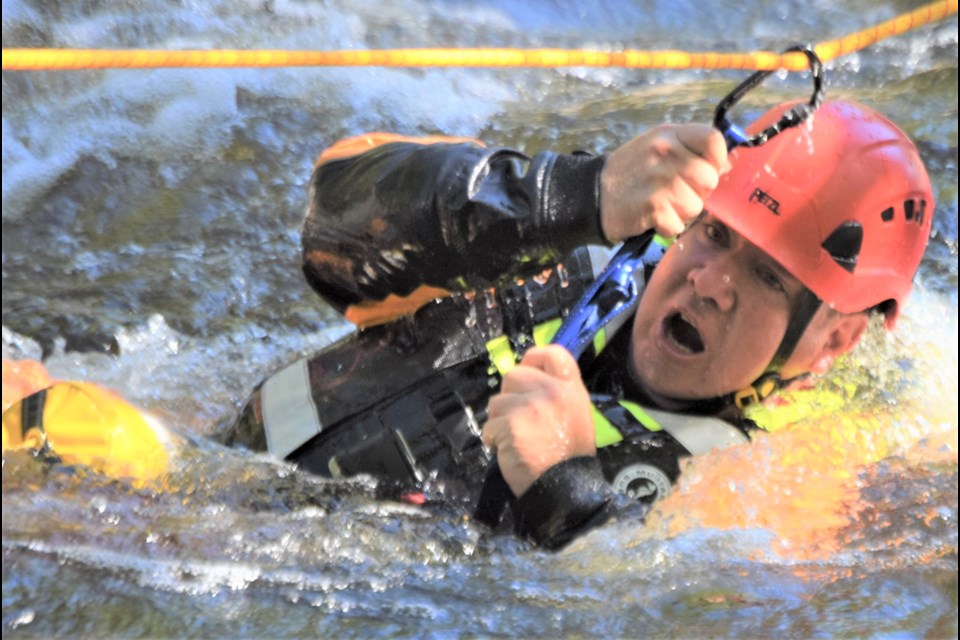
[[21, 389, 48, 436]]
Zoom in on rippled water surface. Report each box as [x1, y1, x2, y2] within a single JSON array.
[[3, 1, 958, 637]]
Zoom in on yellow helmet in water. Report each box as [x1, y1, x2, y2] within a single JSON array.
[[3, 378, 171, 484]]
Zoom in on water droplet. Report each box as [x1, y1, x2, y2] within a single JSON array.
[[557, 263, 570, 288], [464, 305, 477, 328]]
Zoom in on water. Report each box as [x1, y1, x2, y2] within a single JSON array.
[[3, 0, 957, 637]]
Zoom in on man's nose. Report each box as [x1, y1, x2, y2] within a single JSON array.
[[688, 256, 736, 312]]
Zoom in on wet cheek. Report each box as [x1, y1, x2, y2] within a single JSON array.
[[745, 316, 788, 357], [704, 362, 753, 396], [721, 330, 780, 387], [630, 301, 657, 350], [629, 340, 653, 380], [628, 330, 662, 386]]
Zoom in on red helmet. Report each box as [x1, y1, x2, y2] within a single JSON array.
[[706, 99, 934, 329]]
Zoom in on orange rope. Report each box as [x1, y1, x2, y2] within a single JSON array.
[[815, 0, 956, 62], [1, 0, 955, 71]]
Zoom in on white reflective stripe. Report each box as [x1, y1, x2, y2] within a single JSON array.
[[261, 358, 322, 458], [643, 408, 749, 455], [586, 244, 615, 279]]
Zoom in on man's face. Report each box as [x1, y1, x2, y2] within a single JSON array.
[[629, 214, 811, 403]]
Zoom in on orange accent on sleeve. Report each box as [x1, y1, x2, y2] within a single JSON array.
[[344, 285, 452, 328], [311, 132, 480, 325], [315, 132, 484, 166]]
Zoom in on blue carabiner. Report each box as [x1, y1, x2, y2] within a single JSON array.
[[720, 122, 751, 150], [550, 231, 661, 359]]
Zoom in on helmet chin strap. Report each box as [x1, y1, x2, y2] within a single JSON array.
[[731, 287, 822, 410]]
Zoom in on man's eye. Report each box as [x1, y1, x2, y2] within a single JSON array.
[[703, 223, 725, 244], [758, 267, 786, 293]]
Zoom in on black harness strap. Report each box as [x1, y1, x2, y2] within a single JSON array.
[[21, 389, 47, 436], [770, 288, 822, 371]]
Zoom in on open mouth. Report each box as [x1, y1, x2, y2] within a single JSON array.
[[665, 312, 705, 354]]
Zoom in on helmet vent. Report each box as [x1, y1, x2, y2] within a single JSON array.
[[881, 207, 894, 222], [822, 222, 863, 273], [904, 199, 916, 220]]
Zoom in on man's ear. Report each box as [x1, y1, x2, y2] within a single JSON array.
[[809, 312, 870, 374]]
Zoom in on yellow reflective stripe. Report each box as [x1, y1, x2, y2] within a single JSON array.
[[618, 400, 663, 431], [593, 327, 607, 354], [486, 334, 517, 376], [593, 406, 623, 447], [532, 317, 563, 346], [486, 318, 564, 377]]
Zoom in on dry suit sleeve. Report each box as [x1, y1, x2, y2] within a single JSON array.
[[512, 455, 643, 550], [300, 140, 608, 312]]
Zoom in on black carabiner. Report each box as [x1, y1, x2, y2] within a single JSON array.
[[714, 45, 824, 150]]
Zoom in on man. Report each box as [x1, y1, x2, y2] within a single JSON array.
[[220, 99, 933, 548]]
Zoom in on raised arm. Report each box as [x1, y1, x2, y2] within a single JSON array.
[[300, 125, 727, 324], [300, 137, 606, 318]]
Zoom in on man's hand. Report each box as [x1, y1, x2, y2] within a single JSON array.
[[482, 345, 596, 498], [599, 123, 730, 242]]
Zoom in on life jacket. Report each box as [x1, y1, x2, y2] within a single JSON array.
[[223, 244, 611, 504], [231, 263, 753, 507]]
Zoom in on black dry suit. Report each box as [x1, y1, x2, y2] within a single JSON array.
[[221, 136, 758, 549]]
